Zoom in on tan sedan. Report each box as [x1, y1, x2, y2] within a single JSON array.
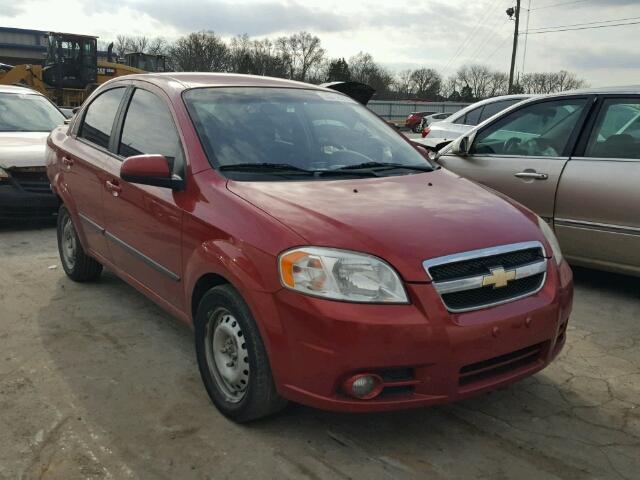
[[434, 86, 640, 277]]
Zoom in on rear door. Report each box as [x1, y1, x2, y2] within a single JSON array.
[[61, 86, 127, 261], [438, 96, 591, 220], [101, 85, 186, 309], [554, 95, 640, 275]]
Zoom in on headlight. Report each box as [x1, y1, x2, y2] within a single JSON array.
[[0, 167, 9, 181], [537, 217, 563, 265], [279, 247, 408, 303]]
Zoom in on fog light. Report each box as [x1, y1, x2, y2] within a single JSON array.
[[342, 374, 383, 400]]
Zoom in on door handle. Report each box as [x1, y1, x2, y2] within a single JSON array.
[[514, 171, 548, 180], [105, 179, 122, 197], [61, 156, 74, 167]]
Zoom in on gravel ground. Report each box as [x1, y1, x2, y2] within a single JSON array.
[[0, 222, 638, 480]]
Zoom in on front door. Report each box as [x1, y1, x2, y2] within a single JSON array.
[[102, 87, 185, 309], [438, 97, 590, 220]]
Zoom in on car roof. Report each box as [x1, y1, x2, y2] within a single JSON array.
[[0, 84, 44, 95], [446, 94, 533, 123], [110, 72, 327, 91], [536, 84, 640, 96]]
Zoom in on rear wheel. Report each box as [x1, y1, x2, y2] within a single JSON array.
[[194, 285, 286, 422], [57, 205, 102, 282]]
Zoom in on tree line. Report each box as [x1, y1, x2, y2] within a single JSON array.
[[105, 31, 588, 102]]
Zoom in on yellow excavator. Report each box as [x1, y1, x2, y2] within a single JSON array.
[[0, 32, 166, 107]]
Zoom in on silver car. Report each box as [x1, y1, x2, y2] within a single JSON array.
[[436, 85, 640, 277]]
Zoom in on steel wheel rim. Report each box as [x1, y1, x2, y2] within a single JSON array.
[[205, 307, 249, 403], [62, 215, 77, 270]]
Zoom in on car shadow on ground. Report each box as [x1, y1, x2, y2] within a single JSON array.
[[0, 217, 56, 233], [31, 266, 639, 478]]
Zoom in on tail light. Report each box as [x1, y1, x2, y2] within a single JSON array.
[[422, 127, 431, 138]]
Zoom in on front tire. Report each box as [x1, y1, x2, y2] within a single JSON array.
[[56, 205, 102, 282], [194, 285, 286, 422]]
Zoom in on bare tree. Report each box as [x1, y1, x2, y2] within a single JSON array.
[[410, 68, 441, 98], [455, 64, 494, 100], [275, 31, 325, 81], [168, 31, 230, 72], [394, 69, 414, 97]]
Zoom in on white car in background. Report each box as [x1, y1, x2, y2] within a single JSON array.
[[421, 112, 451, 128], [414, 95, 533, 153], [0, 85, 66, 220]]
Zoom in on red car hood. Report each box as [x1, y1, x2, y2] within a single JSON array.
[[227, 169, 547, 282]]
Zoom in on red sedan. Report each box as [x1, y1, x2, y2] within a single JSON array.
[[46, 73, 573, 422]]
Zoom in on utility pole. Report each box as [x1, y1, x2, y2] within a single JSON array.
[[507, 0, 521, 94]]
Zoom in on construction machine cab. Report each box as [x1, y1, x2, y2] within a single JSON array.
[[43, 32, 97, 90], [124, 52, 166, 72]]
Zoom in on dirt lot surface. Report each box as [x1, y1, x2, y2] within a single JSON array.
[[1, 223, 639, 480]]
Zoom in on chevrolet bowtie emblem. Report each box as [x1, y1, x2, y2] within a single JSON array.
[[482, 266, 516, 289]]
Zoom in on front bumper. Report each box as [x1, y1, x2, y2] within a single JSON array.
[[0, 184, 59, 220], [256, 259, 573, 412]]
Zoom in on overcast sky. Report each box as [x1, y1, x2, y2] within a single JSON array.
[[1, 0, 639, 86]]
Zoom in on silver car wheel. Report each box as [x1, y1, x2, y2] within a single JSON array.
[[205, 307, 250, 403], [61, 215, 77, 270]]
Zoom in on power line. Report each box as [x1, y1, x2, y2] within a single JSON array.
[[526, 20, 640, 34], [530, 0, 588, 10], [480, 35, 512, 65], [441, 0, 503, 75], [527, 15, 640, 32]]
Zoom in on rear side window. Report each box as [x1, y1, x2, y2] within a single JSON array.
[[463, 106, 483, 126], [118, 89, 184, 174], [479, 99, 521, 123], [79, 87, 126, 149], [585, 98, 640, 159]]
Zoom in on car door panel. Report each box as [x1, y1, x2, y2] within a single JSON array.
[[102, 156, 184, 308], [438, 154, 566, 220], [60, 86, 127, 260], [555, 161, 640, 276]]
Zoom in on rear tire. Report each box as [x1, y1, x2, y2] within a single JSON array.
[[194, 285, 286, 422], [57, 205, 103, 282]]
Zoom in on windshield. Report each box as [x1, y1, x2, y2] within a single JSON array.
[[183, 87, 432, 180], [0, 93, 66, 132]]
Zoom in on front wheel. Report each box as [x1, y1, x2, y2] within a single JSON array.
[[194, 285, 287, 422], [57, 205, 102, 282]]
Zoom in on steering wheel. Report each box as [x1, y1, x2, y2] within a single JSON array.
[[503, 137, 523, 153]]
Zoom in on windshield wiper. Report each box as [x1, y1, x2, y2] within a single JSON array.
[[220, 162, 378, 178], [334, 162, 433, 172], [219, 163, 314, 175]]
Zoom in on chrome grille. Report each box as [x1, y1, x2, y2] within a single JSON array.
[[423, 241, 548, 313]]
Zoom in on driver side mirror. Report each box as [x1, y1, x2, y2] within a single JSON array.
[[120, 154, 184, 190], [453, 136, 470, 156]]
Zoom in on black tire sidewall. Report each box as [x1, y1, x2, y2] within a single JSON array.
[[57, 206, 77, 277], [194, 285, 279, 421]]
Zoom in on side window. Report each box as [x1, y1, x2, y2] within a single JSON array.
[[585, 98, 640, 159], [119, 89, 184, 175], [79, 87, 126, 149], [471, 98, 587, 157], [479, 99, 521, 123], [464, 106, 483, 126]]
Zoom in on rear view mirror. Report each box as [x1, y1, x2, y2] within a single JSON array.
[[121, 154, 184, 190]]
